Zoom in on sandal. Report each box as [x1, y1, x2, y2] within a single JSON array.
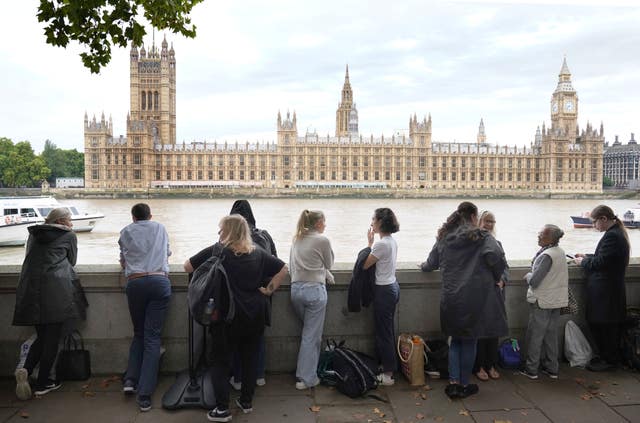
[[475, 368, 489, 381], [488, 367, 500, 379]]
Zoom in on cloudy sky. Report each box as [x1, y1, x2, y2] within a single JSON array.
[[1, 0, 638, 153]]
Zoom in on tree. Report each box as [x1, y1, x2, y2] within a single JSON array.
[[37, 0, 204, 73], [603, 176, 614, 188], [0, 139, 50, 187], [41, 140, 85, 184]]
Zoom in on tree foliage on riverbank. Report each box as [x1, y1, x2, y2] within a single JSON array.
[[0, 138, 50, 188], [41, 140, 84, 185], [37, 0, 204, 73]]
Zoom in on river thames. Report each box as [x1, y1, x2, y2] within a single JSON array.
[[0, 198, 638, 265]]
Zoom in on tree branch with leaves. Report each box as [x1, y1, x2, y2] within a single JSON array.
[[37, 0, 204, 73]]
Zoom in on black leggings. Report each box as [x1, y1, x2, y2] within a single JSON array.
[[24, 323, 63, 387], [474, 337, 499, 372]]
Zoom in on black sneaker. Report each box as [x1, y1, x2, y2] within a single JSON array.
[[518, 369, 539, 380], [137, 395, 152, 412], [458, 384, 479, 398], [541, 368, 559, 379], [587, 358, 613, 372], [123, 379, 137, 394], [235, 398, 253, 414], [33, 380, 61, 396], [207, 407, 232, 422], [444, 383, 462, 399]]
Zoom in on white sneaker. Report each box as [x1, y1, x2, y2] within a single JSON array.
[[15, 368, 31, 400], [295, 379, 319, 390], [229, 376, 241, 391], [377, 373, 395, 386], [256, 378, 266, 386]]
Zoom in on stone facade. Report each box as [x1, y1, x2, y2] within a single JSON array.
[[604, 134, 640, 188], [84, 43, 603, 193]]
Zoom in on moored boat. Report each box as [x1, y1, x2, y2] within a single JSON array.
[[570, 212, 592, 228], [623, 208, 640, 229], [1, 196, 104, 233], [0, 214, 40, 246]]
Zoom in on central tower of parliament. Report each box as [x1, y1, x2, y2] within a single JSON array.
[[84, 39, 603, 194]]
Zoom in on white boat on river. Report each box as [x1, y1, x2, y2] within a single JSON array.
[[0, 197, 104, 246]]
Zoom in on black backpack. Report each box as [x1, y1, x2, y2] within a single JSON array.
[[187, 244, 235, 326], [318, 341, 378, 398]]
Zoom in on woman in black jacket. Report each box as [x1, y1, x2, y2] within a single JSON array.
[[13, 208, 78, 400], [421, 202, 507, 399], [575, 205, 630, 371]]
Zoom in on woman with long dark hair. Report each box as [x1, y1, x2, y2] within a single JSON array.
[[363, 207, 400, 386], [421, 202, 507, 399], [575, 204, 630, 372]]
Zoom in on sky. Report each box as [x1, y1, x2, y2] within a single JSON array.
[[0, 0, 639, 153]]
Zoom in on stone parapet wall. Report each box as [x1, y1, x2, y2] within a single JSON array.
[[1, 262, 639, 376]]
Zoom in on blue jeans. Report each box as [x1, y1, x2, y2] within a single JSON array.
[[374, 282, 400, 373], [291, 282, 327, 386], [449, 338, 477, 386], [124, 275, 171, 398]]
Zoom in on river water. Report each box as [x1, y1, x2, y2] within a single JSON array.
[[0, 198, 637, 265]]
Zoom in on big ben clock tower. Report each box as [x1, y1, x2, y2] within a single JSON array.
[[550, 57, 578, 139]]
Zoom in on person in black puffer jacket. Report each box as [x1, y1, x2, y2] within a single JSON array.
[[13, 207, 78, 400]]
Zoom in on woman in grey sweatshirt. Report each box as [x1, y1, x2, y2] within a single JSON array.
[[289, 210, 334, 390]]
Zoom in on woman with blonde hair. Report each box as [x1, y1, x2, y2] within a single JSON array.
[[290, 210, 334, 390], [474, 211, 508, 381], [204, 215, 288, 422], [575, 204, 630, 372], [13, 208, 78, 400]]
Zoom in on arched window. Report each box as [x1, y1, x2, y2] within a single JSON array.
[[154, 91, 159, 110], [148, 91, 153, 110], [141, 91, 146, 110]]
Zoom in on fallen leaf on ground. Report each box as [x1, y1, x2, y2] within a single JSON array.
[[309, 406, 321, 412], [416, 412, 425, 419], [19, 410, 29, 418], [83, 391, 96, 397], [434, 416, 444, 422], [520, 411, 528, 416], [580, 393, 593, 400], [503, 408, 510, 411], [420, 393, 428, 400], [81, 384, 90, 390], [415, 402, 422, 406], [108, 375, 120, 382], [422, 385, 432, 391], [353, 413, 366, 419], [494, 420, 513, 423], [459, 409, 470, 416], [575, 377, 586, 384], [373, 408, 381, 414]]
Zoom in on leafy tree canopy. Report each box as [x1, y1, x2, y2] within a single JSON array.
[[37, 0, 204, 73], [0, 138, 51, 188]]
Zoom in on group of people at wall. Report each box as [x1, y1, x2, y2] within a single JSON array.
[[10, 199, 630, 421]]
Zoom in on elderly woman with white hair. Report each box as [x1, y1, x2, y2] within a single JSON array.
[[12, 207, 78, 400]]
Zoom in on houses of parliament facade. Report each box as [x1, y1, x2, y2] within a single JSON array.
[[84, 39, 604, 194]]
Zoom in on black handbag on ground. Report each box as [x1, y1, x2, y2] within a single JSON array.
[[56, 330, 91, 381]]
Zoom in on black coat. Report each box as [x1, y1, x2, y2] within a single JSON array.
[[348, 247, 376, 312], [581, 224, 629, 323], [421, 225, 507, 338], [13, 224, 78, 326]]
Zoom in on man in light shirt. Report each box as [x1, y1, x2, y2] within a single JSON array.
[[118, 203, 171, 412]]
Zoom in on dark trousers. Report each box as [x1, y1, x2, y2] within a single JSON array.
[[24, 323, 63, 388], [210, 312, 264, 409], [124, 275, 171, 398], [474, 337, 499, 372], [373, 282, 399, 373], [589, 322, 622, 365]]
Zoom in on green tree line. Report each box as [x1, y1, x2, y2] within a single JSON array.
[[0, 138, 84, 188]]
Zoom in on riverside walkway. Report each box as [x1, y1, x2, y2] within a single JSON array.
[[1, 364, 640, 423]]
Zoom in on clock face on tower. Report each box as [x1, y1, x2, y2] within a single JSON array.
[[564, 100, 574, 112], [552, 102, 558, 113]]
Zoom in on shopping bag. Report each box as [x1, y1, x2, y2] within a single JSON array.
[[56, 330, 91, 381], [397, 334, 425, 386]]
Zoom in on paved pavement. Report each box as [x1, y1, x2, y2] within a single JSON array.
[[1, 364, 640, 422]]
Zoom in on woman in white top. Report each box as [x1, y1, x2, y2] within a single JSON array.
[[363, 208, 400, 386], [289, 210, 334, 390]]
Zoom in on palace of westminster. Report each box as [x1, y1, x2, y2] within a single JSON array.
[[84, 38, 604, 193]]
